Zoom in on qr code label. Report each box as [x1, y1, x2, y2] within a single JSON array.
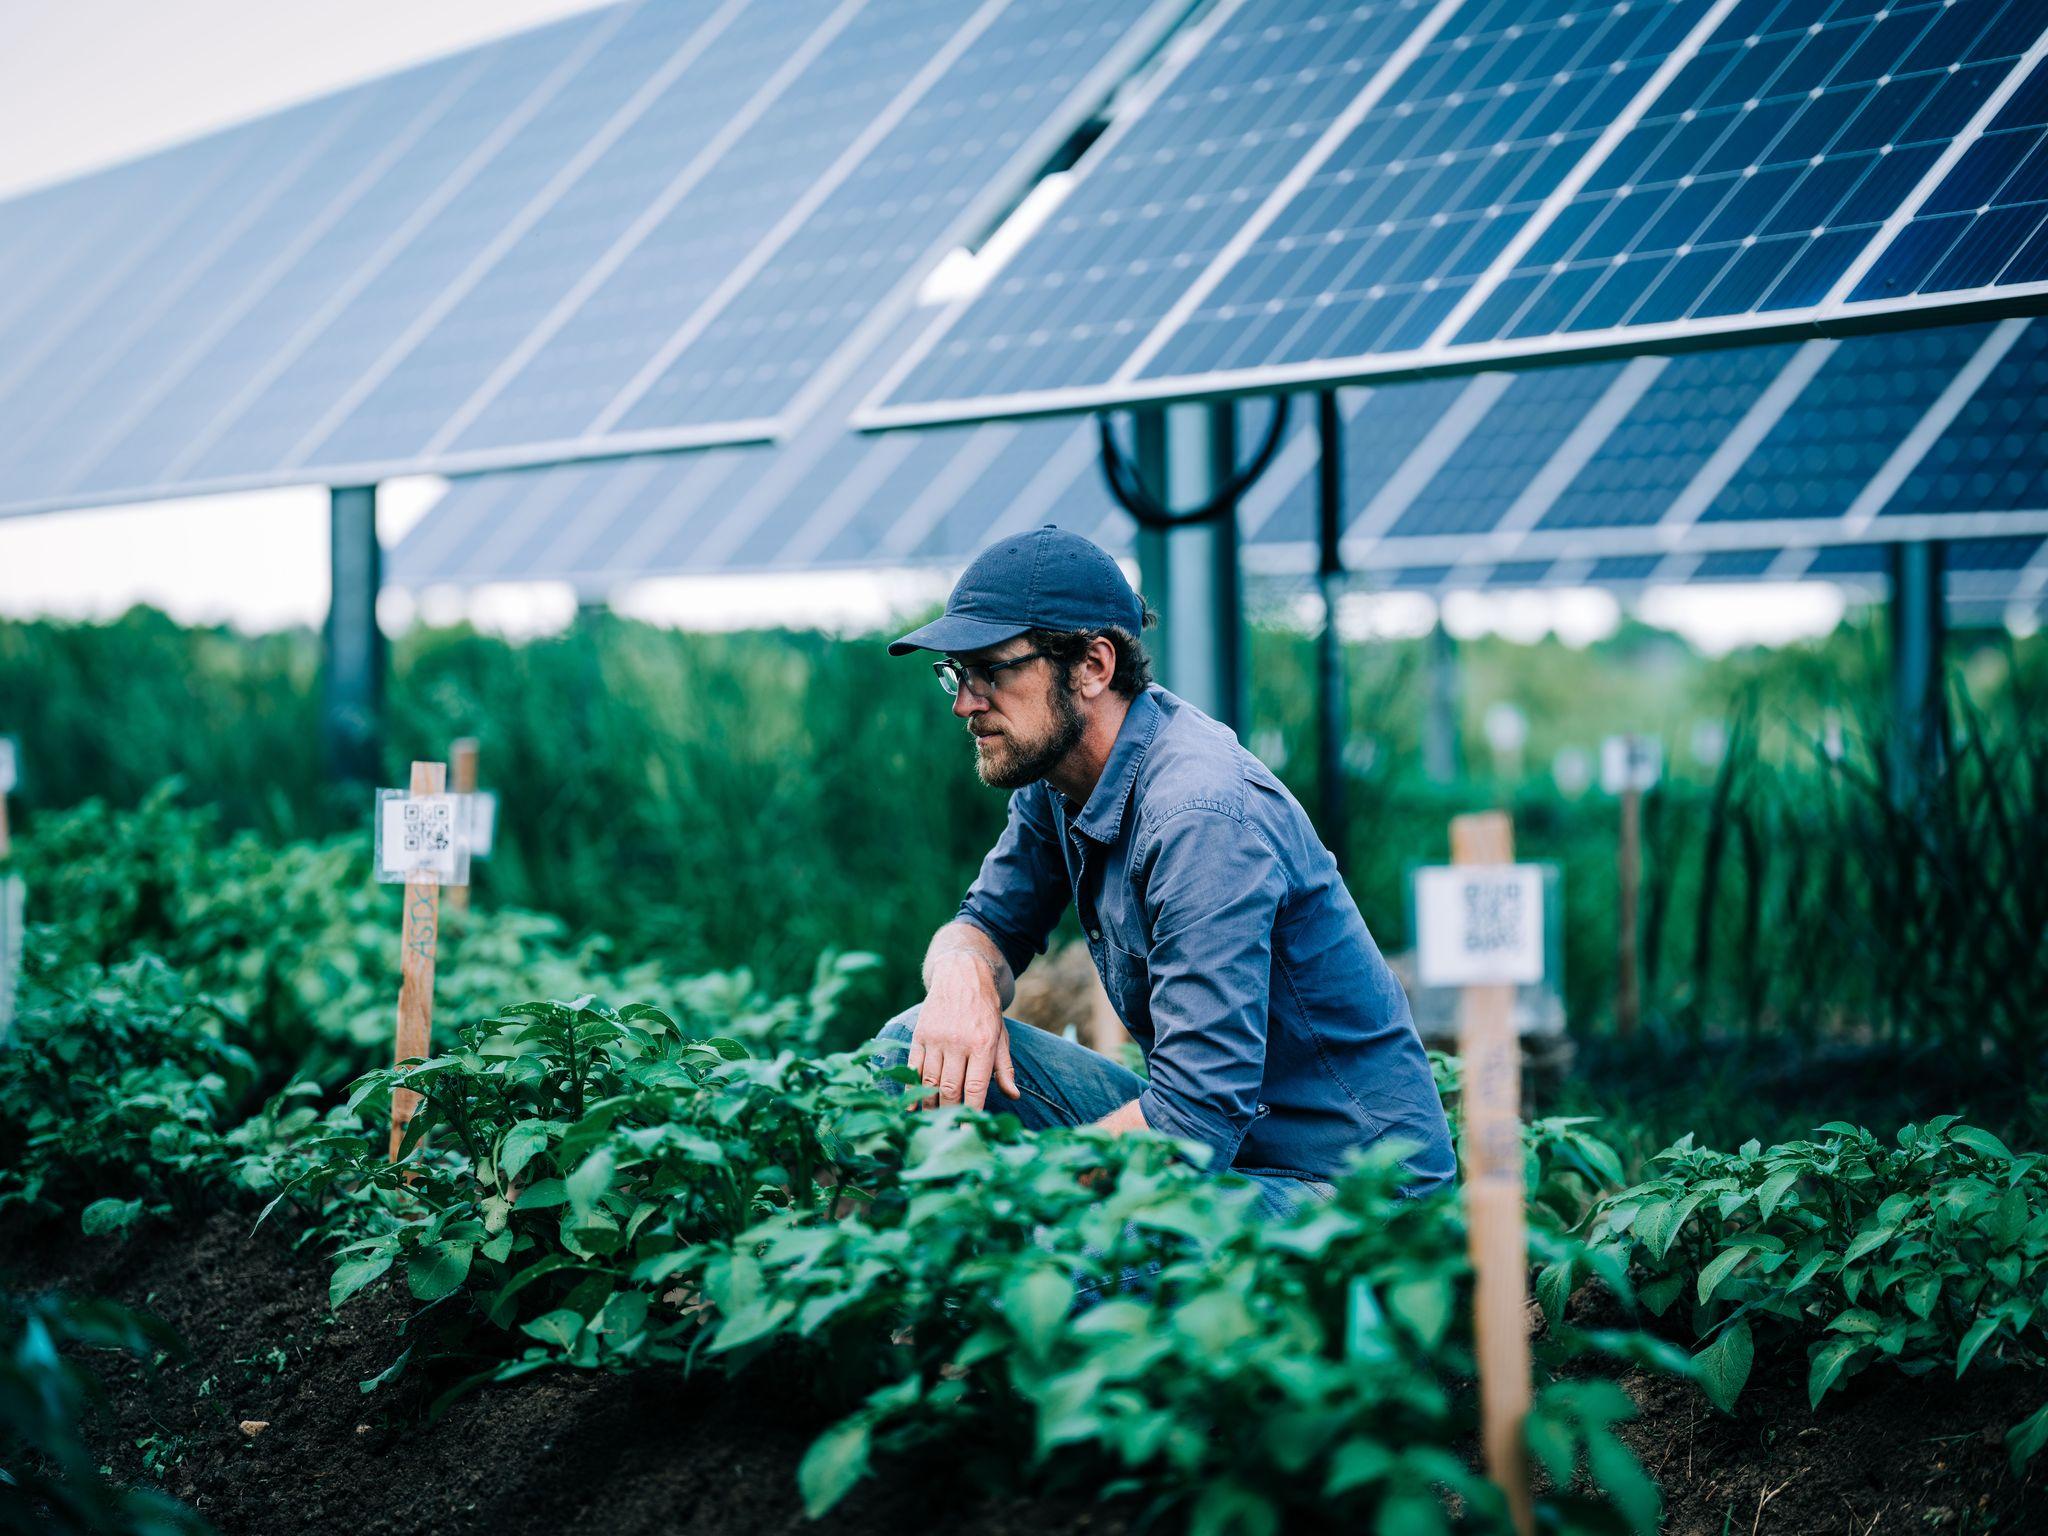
[[403, 799, 452, 855], [1462, 877, 1525, 958], [375, 791, 469, 886], [1416, 864, 1543, 987]]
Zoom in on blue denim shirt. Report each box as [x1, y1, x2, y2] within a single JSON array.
[[956, 685, 1456, 1193]]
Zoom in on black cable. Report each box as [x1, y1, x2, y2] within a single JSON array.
[[1094, 395, 1291, 529]]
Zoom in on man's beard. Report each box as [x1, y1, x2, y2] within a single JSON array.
[[972, 683, 1085, 789]]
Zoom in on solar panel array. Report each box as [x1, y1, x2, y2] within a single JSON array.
[[393, 312, 2048, 589], [1369, 531, 2048, 617], [863, 0, 2048, 427], [0, 0, 1188, 518]]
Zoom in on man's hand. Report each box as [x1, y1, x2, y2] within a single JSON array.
[[911, 951, 1020, 1111]]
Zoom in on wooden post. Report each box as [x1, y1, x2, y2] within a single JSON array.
[[447, 738, 478, 915], [1617, 785, 1642, 1037], [390, 760, 445, 1159], [1451, 810, 1533, 1536]]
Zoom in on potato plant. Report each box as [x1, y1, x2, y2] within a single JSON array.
[[305, 998, 1674, 1535], [1549, 1117, 2048, 1470]]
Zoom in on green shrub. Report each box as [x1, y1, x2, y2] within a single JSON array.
[[1551, 1117, 2048, 1471]]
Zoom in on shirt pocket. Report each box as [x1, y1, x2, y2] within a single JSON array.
[[1098, 935, 1152, 1037]]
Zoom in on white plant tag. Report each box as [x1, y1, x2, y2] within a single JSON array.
[[464, 792, 498, 859], [374, 790, 470, 886], [1600, 734, 1662, 794], [1415, 863, 1545, 988]]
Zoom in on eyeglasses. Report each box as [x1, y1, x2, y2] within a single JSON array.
[[933, 650, 1050, 699]]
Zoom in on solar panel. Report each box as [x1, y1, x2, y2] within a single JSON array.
[[387, 308, 1123, 590], [0, 0, 1186, 518], [1362, 531, 2048, 613], [395, 315, 2046, 592], [1238, 316, 2048, 573], [862, 0, 2048, 428]]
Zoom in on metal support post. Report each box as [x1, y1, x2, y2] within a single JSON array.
[[1315, 390, 1349, 873], [1131, 401, 1245, 731], [326, 484, 384, 784], [1887, 539, 1946, 795], [1424, 617, 1462, 784]]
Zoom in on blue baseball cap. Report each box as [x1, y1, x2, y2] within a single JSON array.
[[888, 525, 1143, 657]]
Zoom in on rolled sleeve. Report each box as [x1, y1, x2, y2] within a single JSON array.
[[1132, 807, 1283, 1169], [955, 787, 1069, 979]]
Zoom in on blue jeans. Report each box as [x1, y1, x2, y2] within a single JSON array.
[[868, 1015, 1335, 1220], [868, 1008, 1335, 1302]]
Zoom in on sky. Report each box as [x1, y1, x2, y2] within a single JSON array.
[[0, 0, 1853, 653]]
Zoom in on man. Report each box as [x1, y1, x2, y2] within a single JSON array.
[[874, 525, 1455, 1221]]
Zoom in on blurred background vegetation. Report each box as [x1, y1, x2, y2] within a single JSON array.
[[4, 603, 2044, 1150]]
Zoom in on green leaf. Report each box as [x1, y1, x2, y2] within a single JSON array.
[[1755, 1166, 1802, 1221], [330, 1251, 394, 1310], [566, 1147, 615, 1223], [1347, 1277, 1398, 1365], [798, 1417, 871, 1517], [498, 1121, 550, 1187], [1587, 1428, 1661, 1535], [1374, 1484, 1451, 1536], [1174, 1291, 1257, 1354], [1694, 1319, 1753, 1415], [1322, 1439, 1393, 1497], [1808, 1337, 1865, 1408], [2006, 1400, 2048, 1474], [1958, 1314, 2002, 1376], [1385, 1275, 1453, 1348], [81, 1197, 144, 1237], [1842, 1225, 1897, 1262], [1950, 1126, 2014, 1162], [1989, 1186, 2029, 1247], [1696, 1246, 1749, 1306], [521, 1308, 585, 1350], [1002, 1268, 1073, 1358], [407, 1242, 474, 1302], [1189, 1479, 1280, 1536], [1637, 1273, 1684, 1316]]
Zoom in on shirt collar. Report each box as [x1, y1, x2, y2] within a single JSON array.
[[1065, 687, 1163, 844]]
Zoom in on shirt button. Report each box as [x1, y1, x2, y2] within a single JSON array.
[[1089, 929, 1102, 942]]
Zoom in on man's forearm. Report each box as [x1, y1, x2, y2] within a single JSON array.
[[1092, 1098, 1148, 1135], [922, 921, 1017, 1011]]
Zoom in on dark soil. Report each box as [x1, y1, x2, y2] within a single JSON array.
[[14, 1207, 2046, 1534], [1615, 1358, 2042, 1536], [13, 1207, 1131, 1536]]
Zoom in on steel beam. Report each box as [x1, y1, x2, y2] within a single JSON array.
[[1132, 401, 1245, 730], [1424, 617, 1462, 784], [1315, 390, 1349, 872], [1887, 539, 1947, 794], [326, 484, 384, 783]]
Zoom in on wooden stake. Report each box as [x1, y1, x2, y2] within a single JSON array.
[[390, 760, 445, 1160], [447, 738, 478, 916], [1450, 809, 1533, 1536], [1617, 784, 1642, 1037]]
